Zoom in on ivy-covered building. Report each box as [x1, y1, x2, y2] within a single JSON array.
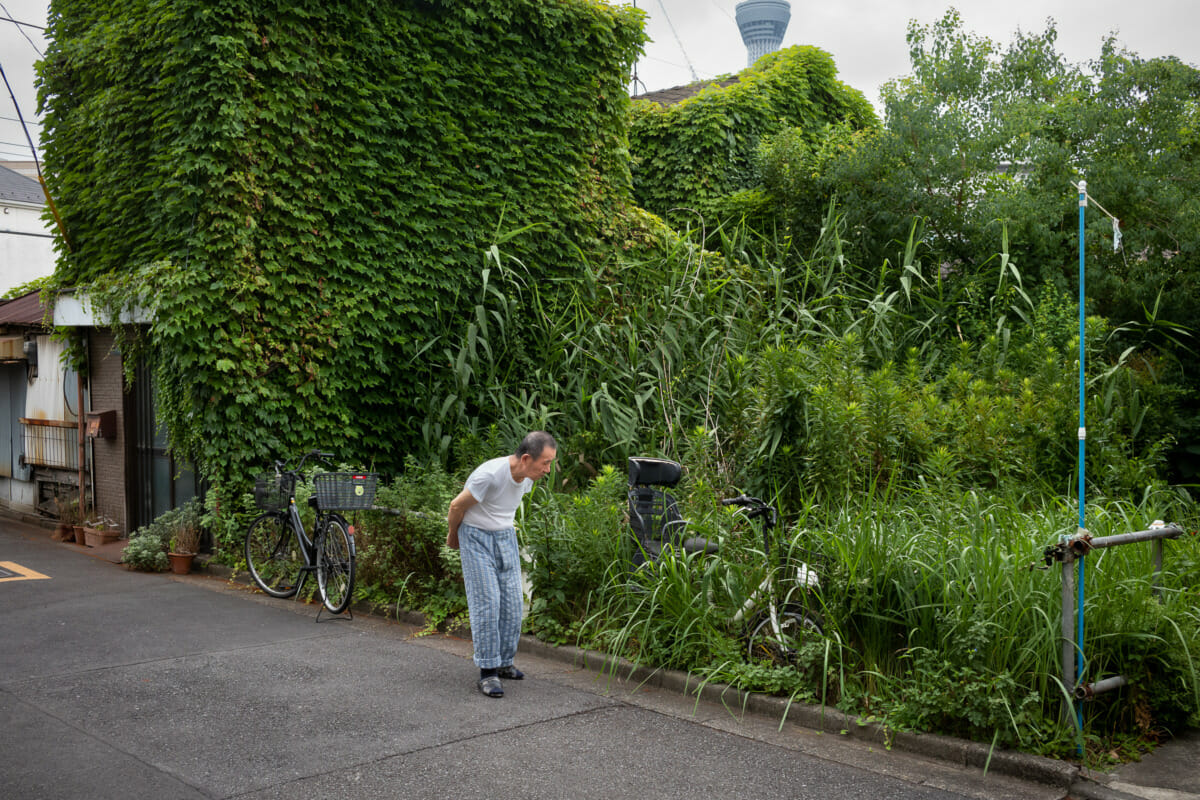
[[38, 0, 647, 491]]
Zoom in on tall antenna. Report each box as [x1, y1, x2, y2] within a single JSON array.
[[630, 0, 646, 95]]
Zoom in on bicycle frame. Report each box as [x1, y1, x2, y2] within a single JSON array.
[[722, 494, 823, 649], [246, 451, 360, 619], [624, 457, 823, 665], [282, 499, 317, 581]]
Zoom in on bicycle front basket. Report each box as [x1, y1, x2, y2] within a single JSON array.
[[254, 472, 294, 512], [312, 472, 378, 511]]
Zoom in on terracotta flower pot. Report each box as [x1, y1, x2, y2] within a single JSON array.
[[167, 552, 195, 575], [73, 525, 88, 546], [84, 527, 120, 548]]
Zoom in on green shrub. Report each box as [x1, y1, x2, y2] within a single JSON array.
[[628, 46, 876, 218], [121, 498, 203, 571], [521, 464, 627, 643], [42, 0, 647, 488], [352, 462, 465, 627], [121, 530, 169, 572]]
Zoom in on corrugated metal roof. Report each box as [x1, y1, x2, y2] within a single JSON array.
[[0, 163, 44, 205], [0, 291, 48, 327]]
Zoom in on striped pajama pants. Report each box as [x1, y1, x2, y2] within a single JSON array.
[[458, 523, 523, 669]]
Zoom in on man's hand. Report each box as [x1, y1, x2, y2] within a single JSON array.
[[446, 488, 478, 550]]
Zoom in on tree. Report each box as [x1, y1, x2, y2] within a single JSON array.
[[750, 10, 1200, 479]]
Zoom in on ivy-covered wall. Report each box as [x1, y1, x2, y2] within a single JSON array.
[[628, 46, 877, 217], [39, 0, 644, 482]]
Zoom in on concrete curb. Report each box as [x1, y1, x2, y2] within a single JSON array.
[[1065, 779, 1150, 800], [0, 503, 58, 530], [515, 636, 1081, 792]]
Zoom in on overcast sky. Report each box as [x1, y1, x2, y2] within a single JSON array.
[[4, 1, 1200, 165], [616, 0, 1200, 102]]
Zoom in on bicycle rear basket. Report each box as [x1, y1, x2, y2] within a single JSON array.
[[254, 472, 295, 512], [312, 472, 378, 511]]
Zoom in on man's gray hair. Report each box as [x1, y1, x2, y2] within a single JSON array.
[[516, 431, 557, 459]]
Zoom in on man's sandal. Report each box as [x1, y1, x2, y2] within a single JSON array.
[[478, 675, 504, 697], [497, 665, 524, 680]]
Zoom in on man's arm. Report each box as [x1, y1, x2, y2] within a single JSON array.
[[446, 488, 478, 549]]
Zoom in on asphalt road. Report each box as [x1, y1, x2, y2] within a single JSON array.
[[0, 517, 1066, 800]]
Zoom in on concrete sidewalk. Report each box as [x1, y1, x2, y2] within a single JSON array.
[[3, 512, 1197, 800]]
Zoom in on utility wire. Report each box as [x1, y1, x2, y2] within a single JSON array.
[[707, 0, 735, 22], [655, 0, 698, 82], [0, 55, 68, 251], [0, 59, 37, 162], [0, 7, 44, 57], [0, 10, 45, 30]]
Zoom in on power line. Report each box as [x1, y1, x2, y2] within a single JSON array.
[[0, 12, 45, 31], [0, 4, 45, 57], [707, 0, 735, 23], [0, 58, 43, 169], [655, 0, 698, 83]]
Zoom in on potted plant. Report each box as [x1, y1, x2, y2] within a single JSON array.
[[52, 495, 82, 542], [121, 520, 170, 572], [166, 501, 202, 574], [83, 517, 121, 548]]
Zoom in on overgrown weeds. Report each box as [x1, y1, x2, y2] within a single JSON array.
[[207, 211, 1194, 759]]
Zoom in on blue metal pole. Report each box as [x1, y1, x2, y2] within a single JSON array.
[[1076, 180, 1087, 744]]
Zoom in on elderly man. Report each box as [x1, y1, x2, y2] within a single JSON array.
[[446, 431, 557, 697]]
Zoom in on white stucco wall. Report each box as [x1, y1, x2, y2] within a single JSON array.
[[0, 201, 57, 296]]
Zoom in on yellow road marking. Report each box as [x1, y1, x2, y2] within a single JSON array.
[[0, 561, 51, 582]]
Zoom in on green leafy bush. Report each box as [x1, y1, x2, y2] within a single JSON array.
[[521, 464, 627, 643], [628, 46, 877, 219], [121, 530, 169, 572], [121, 498, 203, 571], [352, 463, 465, 627]]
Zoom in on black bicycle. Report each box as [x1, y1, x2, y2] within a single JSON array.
[[244, 451, 378, 616], [627, 457, 824, 667]]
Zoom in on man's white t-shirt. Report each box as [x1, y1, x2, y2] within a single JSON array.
[[461, 456, 533, 531]]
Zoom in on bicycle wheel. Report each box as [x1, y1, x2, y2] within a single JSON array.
[[747, 608, 823, 667], [317, 514, 355, 614], [245, 512, 305, 598]]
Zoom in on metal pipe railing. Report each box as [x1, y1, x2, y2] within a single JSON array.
[[1075, 675, 1128, 701], [1069, 525, 1184, 555], [1042, 522, 1190, 728]]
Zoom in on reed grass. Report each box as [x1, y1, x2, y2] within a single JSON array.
[[399, 211, 1195, 756]]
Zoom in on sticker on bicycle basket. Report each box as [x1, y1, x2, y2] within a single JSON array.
[[355, 485, 364, 496]]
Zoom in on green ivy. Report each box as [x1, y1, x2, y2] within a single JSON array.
[[627, 45, 878, 218], [38, 0, 647, 487]]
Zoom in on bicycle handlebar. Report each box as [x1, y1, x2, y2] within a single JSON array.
[[274, 451, 338, 475], [722, 493, 778, 532], [722, 494, 764, 508]]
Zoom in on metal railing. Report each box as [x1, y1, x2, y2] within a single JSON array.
[[1042, 523, 1186, 709], [19, 418, 83, 470]]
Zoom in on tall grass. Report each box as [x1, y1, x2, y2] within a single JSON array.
[[574, 470, 1198, 755]]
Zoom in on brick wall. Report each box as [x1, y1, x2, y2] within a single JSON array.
[[88, 331, 129, 533]]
